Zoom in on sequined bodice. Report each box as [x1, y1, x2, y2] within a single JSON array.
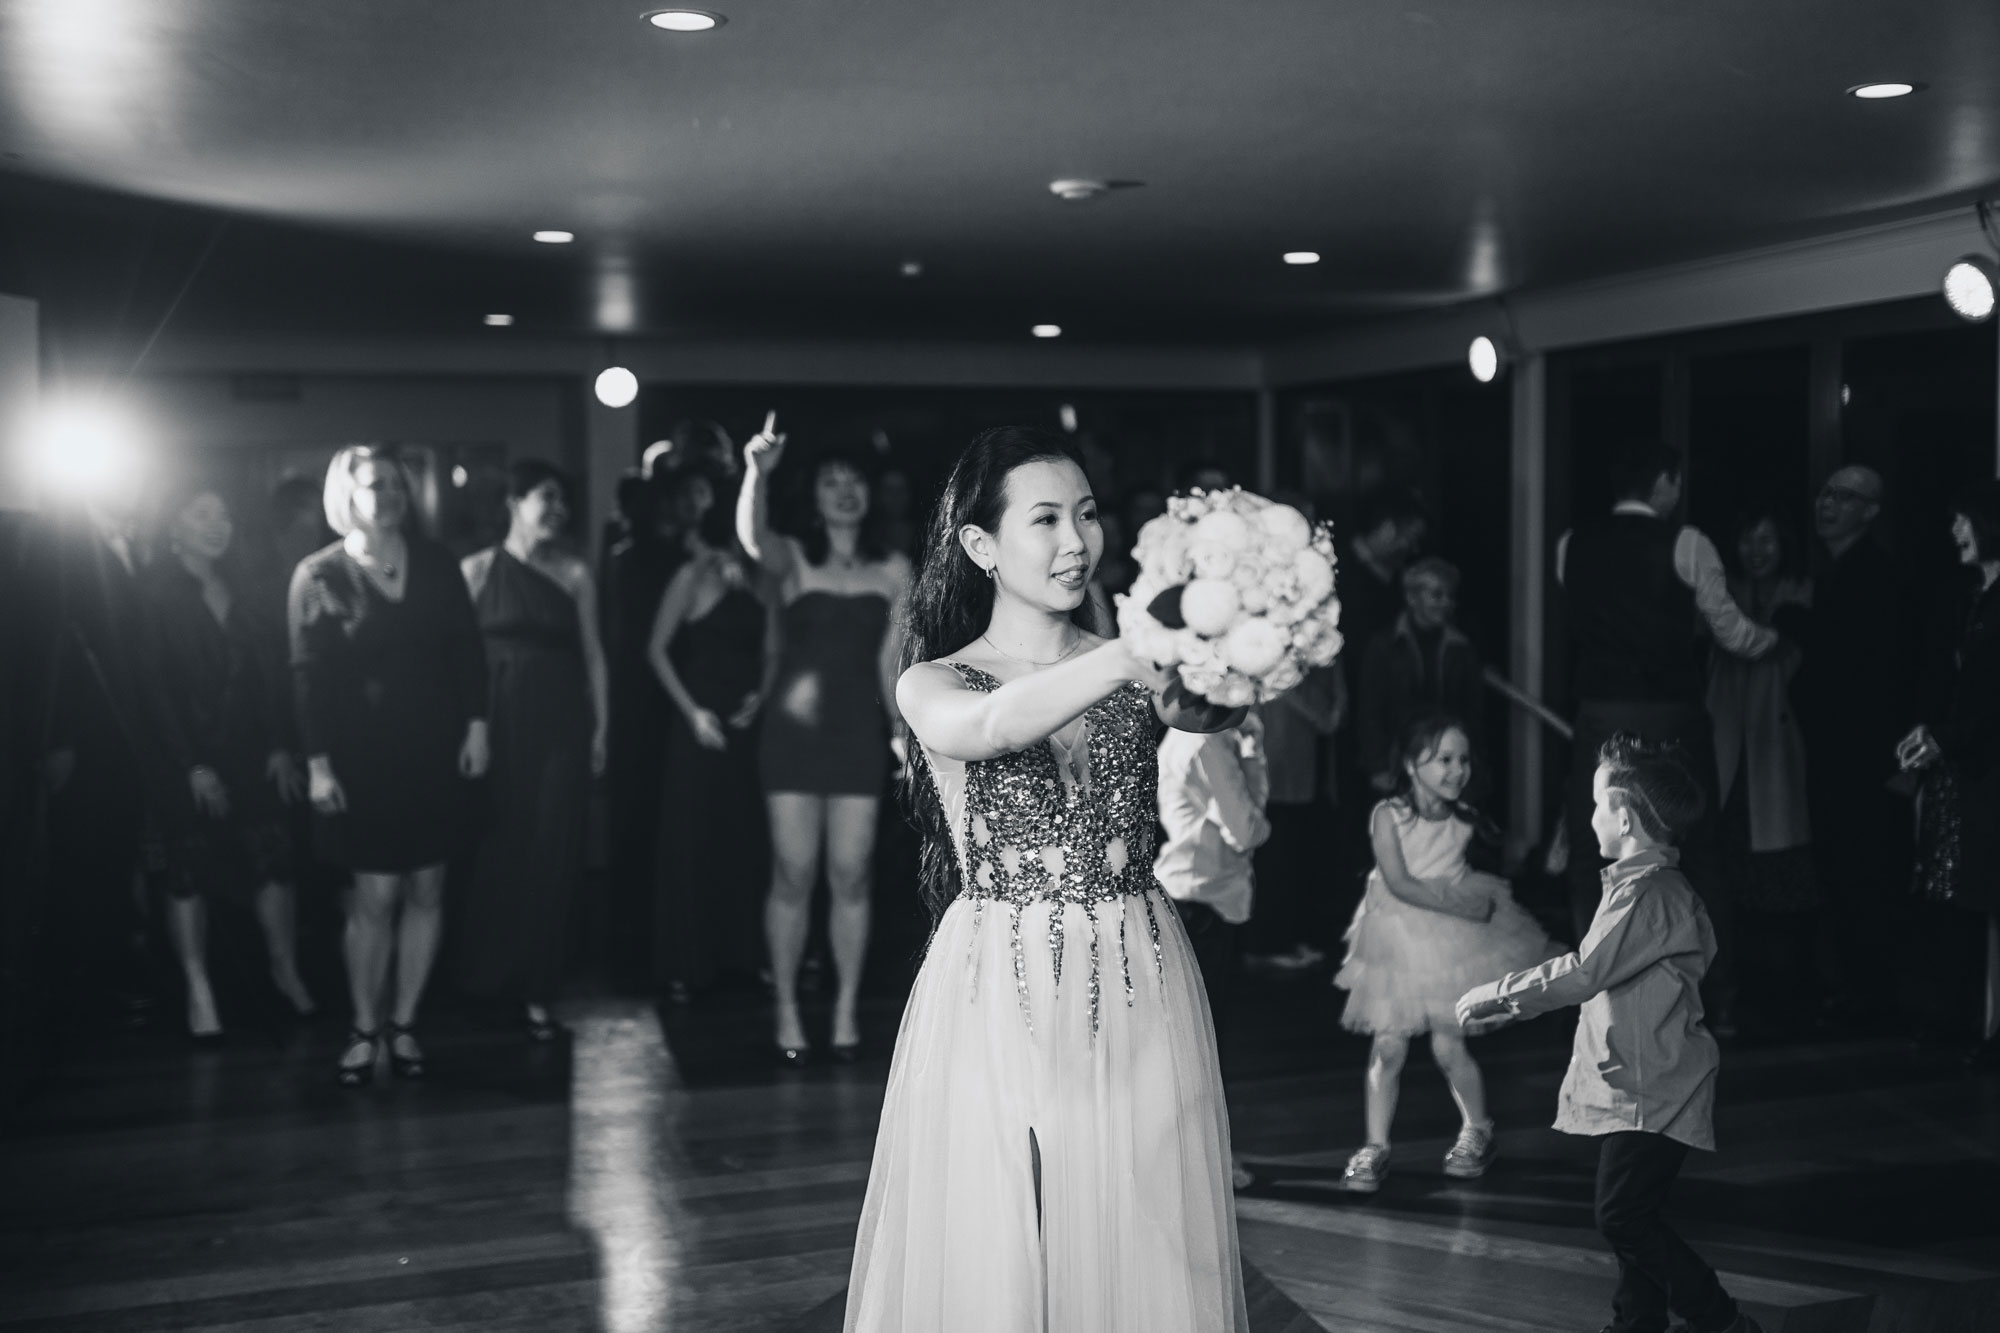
[[942, 663, 1159, 908]]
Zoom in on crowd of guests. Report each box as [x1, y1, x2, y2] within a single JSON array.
[[9, 423, 1998, 1103]]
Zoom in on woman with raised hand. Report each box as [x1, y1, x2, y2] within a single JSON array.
[[843, 425, 1249, 1332], [289, 445, 488, 1086], [736, 414, 909, 1062], [456, 460, 606, 1041]]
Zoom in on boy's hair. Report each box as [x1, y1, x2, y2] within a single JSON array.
[[1608, 438, 1683, 503], [1596, 734, 1706, 844], [1402, 554, 1460, 594]]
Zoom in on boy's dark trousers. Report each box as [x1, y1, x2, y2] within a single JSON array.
[[1595, 1131, 1739, 1333], [1174, 900, 1240, 1080]]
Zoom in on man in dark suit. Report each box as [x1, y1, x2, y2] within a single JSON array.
[[1793, 466, 1914, 1027]]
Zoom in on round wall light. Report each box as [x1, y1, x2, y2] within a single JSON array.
[[645, 10, 724, 31], [1468, 334, 1510, 383], [1943, 255, 1998, 322], [595, 366, 640, 408]]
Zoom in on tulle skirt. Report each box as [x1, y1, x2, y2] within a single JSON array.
[[844, 887, 1248, 1333], [1335, 874, 1558, 1037]]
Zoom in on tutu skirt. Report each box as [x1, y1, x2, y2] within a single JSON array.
[[1335, 873, 1557, 1037], [844, 887, 1249, 1333]]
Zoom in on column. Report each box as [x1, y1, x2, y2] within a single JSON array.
[[1508, 354, 1549, 861]]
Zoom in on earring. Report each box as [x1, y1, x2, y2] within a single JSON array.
[[984, 565, 995, 580]]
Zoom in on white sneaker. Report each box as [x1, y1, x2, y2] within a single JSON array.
[[1343, 1143, 1391, 1192], [1442, 1123, 1496, 1178]]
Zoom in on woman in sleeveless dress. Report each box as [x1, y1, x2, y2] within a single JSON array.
[[648, 465, 780, 997], [845, 426, 1249, 1332], [456, 461, 607, 1040], [736, 416, 910, 1060]]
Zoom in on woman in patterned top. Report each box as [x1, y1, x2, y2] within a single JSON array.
[[842, 426, 1249, 1333]]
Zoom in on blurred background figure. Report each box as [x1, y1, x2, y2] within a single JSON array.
[[1707, 509, 1818, 1040], [647, 462, 779, 1003], [141, 479, 314, 1041], [289, 445, 489, 1086], [600, 467, 689, 989], [455, 461, 605, 1042], [1902, 479, 2000, 1068], [1794, 465, 1914, 1033], [1358, 556, 1486, 797], [737, 423, 909, 1062]]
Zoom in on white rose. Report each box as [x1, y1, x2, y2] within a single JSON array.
[[1292, 548, 1336, 608], [1180, 664, 1225, 697], [1214, 672, 1257, 708], [1192, 509, 1252, 552], [1230, 559, 1263, 589], [1180, 579, 1241, 637], [1267, 595, 1312, 626], [1190, 541, 1237, 580], [1237, 583, 1271, 614], [1265, 657, 1305, 694], [1222, 618, 1288, 677], [1127, 620, 1183, 666], [1178, 632, 1218, 669], [1256, 504, 1313, 553]]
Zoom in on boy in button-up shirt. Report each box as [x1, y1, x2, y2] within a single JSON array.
[[1456, 736, 1761, 1333]]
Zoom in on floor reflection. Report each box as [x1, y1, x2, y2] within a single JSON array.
[[565, 998, 690, 1333]]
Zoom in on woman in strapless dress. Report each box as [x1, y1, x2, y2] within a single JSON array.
[[736, 418, 909, 1061]]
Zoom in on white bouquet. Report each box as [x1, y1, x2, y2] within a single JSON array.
[[1117, 487, 1344, 707]]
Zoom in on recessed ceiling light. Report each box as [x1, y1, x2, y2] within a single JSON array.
[[1283, 251, 1321, 265], [484, 313, 514, 327], [900, 259, 923, 278], [1031, 324, 1062, 339], [532, 230, 574, 244], [1848, 82, 1919, 99], [646, 9, 724, 31]]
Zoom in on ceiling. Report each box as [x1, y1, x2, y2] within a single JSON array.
[[1, 0, 1997, 348]]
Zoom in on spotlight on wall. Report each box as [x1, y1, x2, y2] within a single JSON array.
[[1467, 334, 1512, 383], [1943, 255, 1998, 323], [900, 259, 923, 278], [594, 366, 640, 408]]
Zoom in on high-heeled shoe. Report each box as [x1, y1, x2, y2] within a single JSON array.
[[337, 1027, 379, 1087], [386, 1021, 426, 1080]]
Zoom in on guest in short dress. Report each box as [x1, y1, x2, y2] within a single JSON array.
[[289, 445, 489, 1085]]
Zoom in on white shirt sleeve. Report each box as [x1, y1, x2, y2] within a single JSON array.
[[1194, 734, 1271, 855], [1673, 528, 1777, 660]]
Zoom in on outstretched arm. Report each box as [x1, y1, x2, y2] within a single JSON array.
[[900, 638, 1164, 763], [1457, 885, 1670, 1029], [735, 413, 797, 582]]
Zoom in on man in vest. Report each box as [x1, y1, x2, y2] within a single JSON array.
[[1558, 441, 1778, 1032]]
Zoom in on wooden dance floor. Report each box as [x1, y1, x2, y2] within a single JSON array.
[[4, 977, 1997, 1332]]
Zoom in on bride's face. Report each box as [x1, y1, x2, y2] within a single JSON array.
[[970, 457, 1102, 613]]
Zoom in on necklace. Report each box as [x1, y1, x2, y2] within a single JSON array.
[[981, 632, 1084, 668]]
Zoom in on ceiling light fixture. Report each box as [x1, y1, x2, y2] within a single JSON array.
[[1283, 251, 1321, 265], [484, 313, 514, 327], [1031, 324, 1062, 339], [532, 230, 574, 244], [595, 366, 640, 409], [1047, 178, 1143, 203], [900, 259, 923, 278], [645, 9, 724, 31], [1848, 82, 1919, 99]]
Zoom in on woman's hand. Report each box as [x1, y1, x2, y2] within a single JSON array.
[[742, 410, 787, 473], [1110, 638, 1173, 693], [267, 750, 304, 804], [727, 691, 763, 730], [189, 766, 230, 819], [308, 756, 346, 815], [459, 719, 491, 779], [590, 727, 608, 778], [689, 708, 730, 751]]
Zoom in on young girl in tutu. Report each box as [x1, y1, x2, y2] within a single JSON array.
[[1334, 713, 1555, 1191]]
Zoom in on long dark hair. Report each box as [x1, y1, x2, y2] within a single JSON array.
[[900, 425, 1097, 921], [1383, 712, 1502, 847], [797, 443, 889, 567]]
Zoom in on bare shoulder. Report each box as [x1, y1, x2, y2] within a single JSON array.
[[546, 550, 593, 593], [461, 547, 496, 579]]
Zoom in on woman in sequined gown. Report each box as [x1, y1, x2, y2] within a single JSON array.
[[844, 427, 1249, 1333]]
